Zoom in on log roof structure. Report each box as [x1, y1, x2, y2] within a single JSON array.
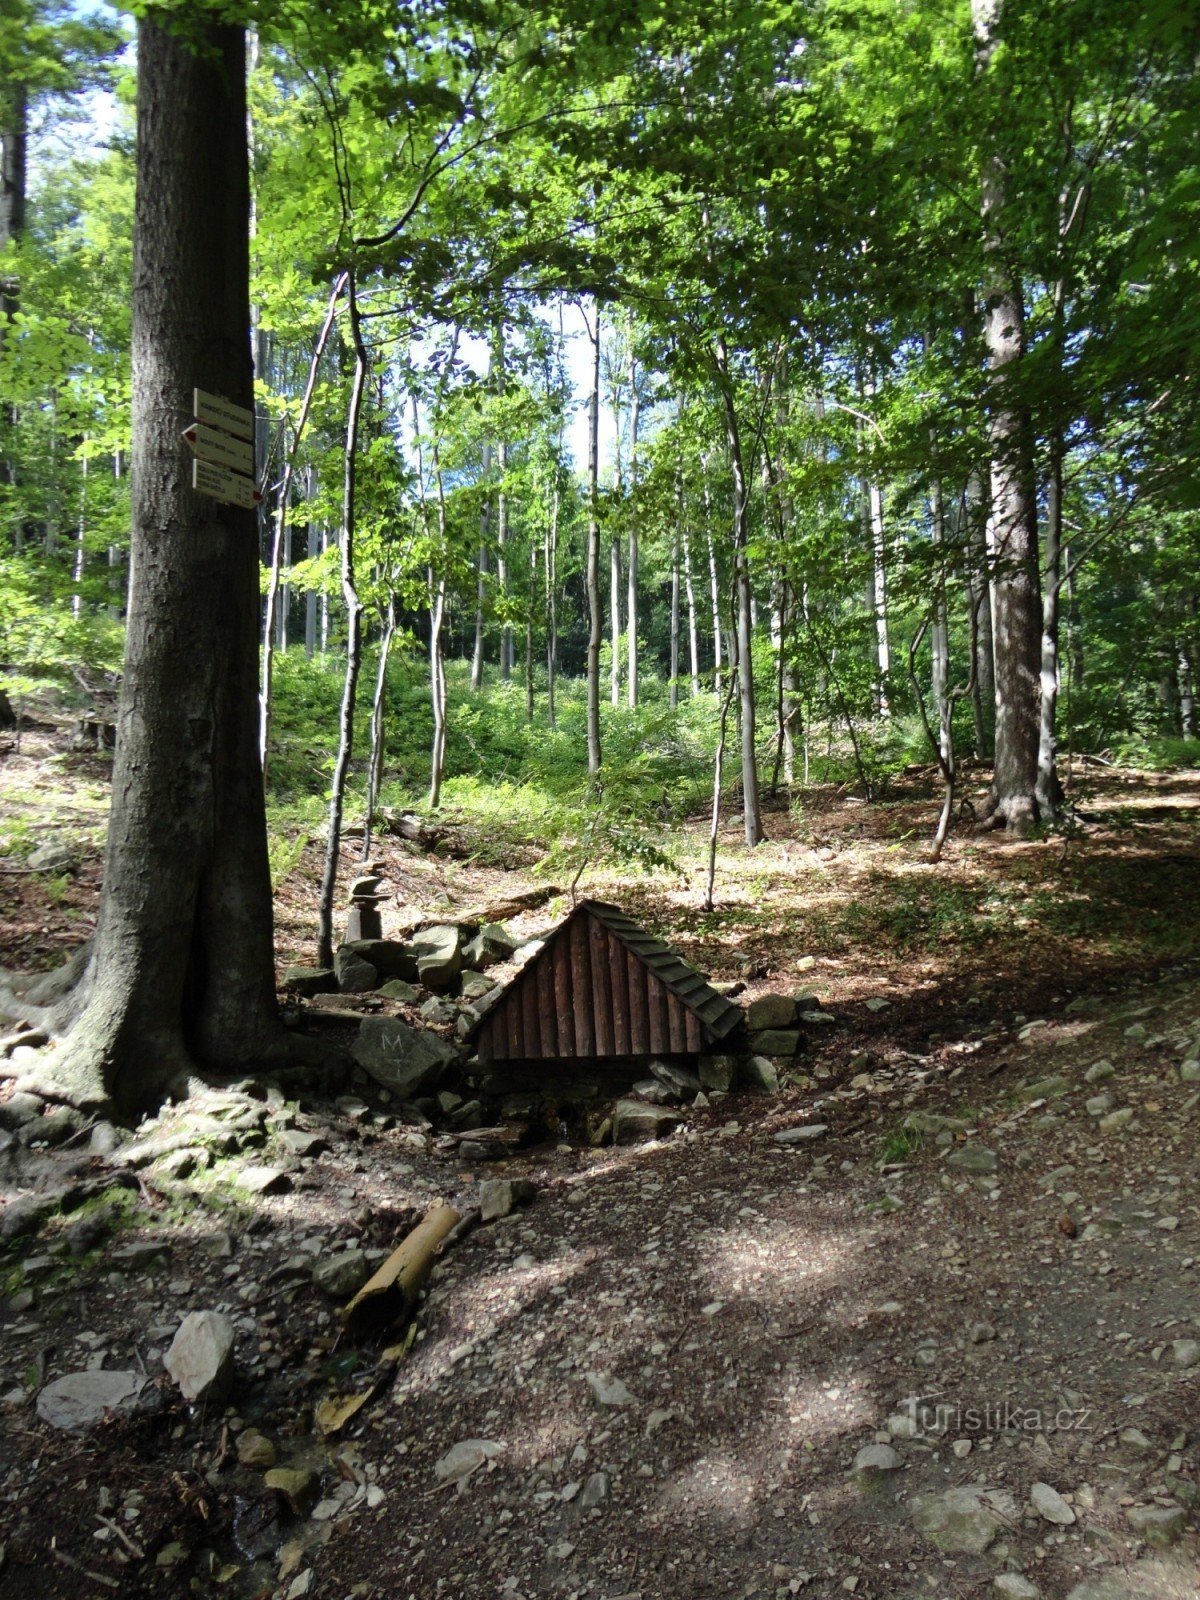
[[470, 899, 743, 1064]]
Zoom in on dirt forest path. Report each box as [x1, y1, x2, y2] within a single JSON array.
[[0, 756, 1198, 1599]]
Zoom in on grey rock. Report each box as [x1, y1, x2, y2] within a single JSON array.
[[351, 1016, 453, 1100], [36, 1369, 144, 1431], [739, 1056, 780, 1092], [21, 1106, 86, 1147], [479, 1178, 536, 1222], [910, 1486, 1017, 1554], [1, 1195, 49, 1241], [1018, 1075, 1070, 1102], [1083, 1059, 1115, 1083], [265, 1467, 320, 1516], [312, 1250, 371, 1299], [0, 1092, 44, 1130], [462, 924, 517, 971], [994, 1577, 1040, 1600], [745, 994, 798, 1031], [749, 1029, 801, 1057], [459, 972, 494, 1000], [236, 1429, 276, 1468], [235, 1165, 291, 1195], [649, 1058, 702, 1097], [774, 1124, 829, 1145], [281, 966, 338, 998], [27, 841, 76, 875], [111, 1240, 171, 1271], [946, 1144, 998, 1175], [334, 947, 378, 994], [632, 1078, 678, 1106], [410, 925, 464, 991], [65, 1212, 113, 1257], [277, 1128, 327, 1158], [155, 1148, 203, 1180], [969, 1320, 997, 1344], [1180, 1059, 1200, 1083], [343, 940, 419, 981], [578, 1470, 611, 1510], [378, 978, 419, 1002], [698, 1055, 736, 1092], [1030, 1482, 1076, 1525], [1171, 1338, 1200, 1370], [612, 1099, 682, 1144], [585, 1371, 633, 1406], [853, 1443, 901, 1477], [905, 1111, 971, 1135], [1098, 1107, 1135, 1133], [1125, 1504, 1187, 1545], [1086, 1092, 1116, 1116], [165, 1310, 235, 1404], [88, 1121, 129, 1156]]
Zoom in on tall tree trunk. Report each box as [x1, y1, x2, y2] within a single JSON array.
[[705, 515, 722, 695], [964, 467, 995, 757], [585, 302, 602, 775], [609, 525, 621, 706], [1, 81, 27, 511], [683, 521, 700, 697], [669, 524, 680, 711], [315, 271, 368, 967], [362, 597, 395, 860], [304, 513, 318, 659], [627, 366, 640, 708], [471, 440, 491, 691], [497, 441, 510, 681], [714, 337, 763, 846], [525, 542, 536, 722], [546, 462, 559, 731], [974, 0, 1043, 834], [48, 16, 279, 1114], [1036, 425, 1064, 818]]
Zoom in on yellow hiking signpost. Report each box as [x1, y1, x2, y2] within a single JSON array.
[[186, 387, 261, 508]]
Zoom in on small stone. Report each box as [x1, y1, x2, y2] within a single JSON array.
[[1171, 1338, 1200, 1370], [994, 1576, 1040, 1600], [312, 1251, 371, 1299], [479, 1178, 536, 1222], [910, 1487, 1017, 1554], [745, 994, 798, 1031], [698, 1056, 736, 1092], [1030, 1482, 1075, 1525], [286, 1572, 314, 1600], [749, 1030, 801, 1058], [1098, 1108, 1134, 1133], [774, 1124, 829, 1145], [1125, 1504, 1186, 1546], [277, 1129, 327, 1158], [36, 1370, 144, 1432], [612, 1100, 682, 1145], [266, 1468, 320, 1516], [237, 1430, 276, 1468], [236, 1166, 291, 1195], [334, 947, 378, 993], [1083, 1060, 1114, 1083], [952, 1438, 973, 1459], [946, 1145, 998, 1175], [0, 1092, 44, 1131], [649, 1059, 702, 1097], [378, 978, 419, 1002], [969, 1321, 997, 1344], [1180, 1059, 1200, 1083], [281, 966, 337, 998], [739, 1055, 780, 1092], [887, 1413, 919, 1439], [433, 1439, 505, 1486], [853, 1443, 901, 1478], [578, 1470, 610, 1510], [27, 841, 76, 874], [864, 997, 890, 1012], [165, 1310, 235, 1404], [1085, 1093, 1115, 1117], [459, 972, 493, 1000], [156, 1542, 188, 1568], [585, 1371, 633, 1406]]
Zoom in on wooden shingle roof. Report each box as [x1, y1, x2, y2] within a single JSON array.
[[469, 899, 742, 1064]]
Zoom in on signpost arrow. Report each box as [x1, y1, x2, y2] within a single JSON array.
[[182, 421, 255, 475], [193, 387, 255, 441]]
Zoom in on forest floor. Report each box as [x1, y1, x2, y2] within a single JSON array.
[[0, 729, 1198, 1600]]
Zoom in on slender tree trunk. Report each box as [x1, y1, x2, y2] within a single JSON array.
[[1036, 425, 1064, 818], [682, 514, 700, 697], [714, 337, 763, 846], [525, 542, 536, 722], [706, 519, 722, 696], [669, 525, 680, 711], [627, 368, 640, 708], [974, 0, 1043, 834], [964, 468, 995, 757], [585, 303, 602, 775], [1, 82, 27, 510], [48, 16, 280, 1113], [471, 441, 491, 690], [497, 433, 510, 681], [546, 464, 559, 730], [305, 515, 318, 659], [610, 526, 621, 707], [362, 597, 395, 859], [315, 271, 368, 967], [72, 446, 87, 617]]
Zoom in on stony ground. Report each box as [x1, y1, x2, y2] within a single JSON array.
[[0, 735, 1198, 1600]]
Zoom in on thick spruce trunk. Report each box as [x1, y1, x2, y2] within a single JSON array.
[[47, 17, 280, 1114]]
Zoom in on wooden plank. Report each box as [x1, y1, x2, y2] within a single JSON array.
[[489, 1010, 507, 1062], [684, 1007, 703, 1052], [589, 916, 614, 1056], [521, 971, 541, 1058], [536, 954, 558, 1057], [570, 913, 595, 1057], [553, 935, 575, 1056], [610, 929, 631, 1056], [193, 386, 254, 439], [192, 457, 260, 509], [646, 972, 670, 1055], [627, 948, 649, 1055], [667, 991, 687, 1053], [507, 983, 524, 1059]]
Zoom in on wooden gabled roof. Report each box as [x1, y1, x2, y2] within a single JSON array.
[[469, 898, 742, 1063]]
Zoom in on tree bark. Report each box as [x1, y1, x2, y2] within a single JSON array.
[[682, 518, 700, 697], [315, 271, 368, 967], [47, 16, 280, 1114], [471, 441, 490, 690], [669, 524, 680, 711], [585, 302, 602, 776], [963, 467, 995, 757], [974, 0, 1043, 835], [627, 363, 639, 708]]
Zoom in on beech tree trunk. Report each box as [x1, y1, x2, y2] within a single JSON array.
[[974, 0, 1043, 834], [585, 302, 602, 775], [471, 441, 490, 690], [963, 467, 995, 757], [627, 368, 640, 708], [669, 525, 680, 711], [47, 16, 280, 1114]]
